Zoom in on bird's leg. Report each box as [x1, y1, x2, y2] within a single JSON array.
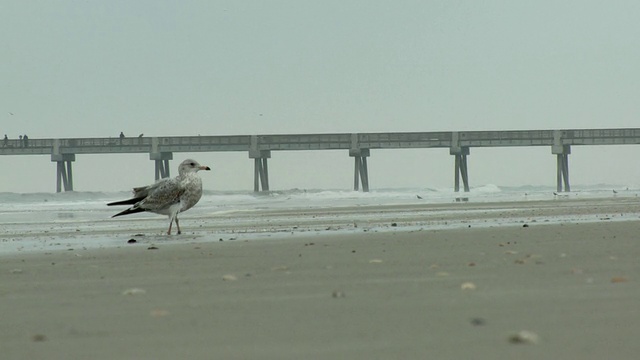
[[167, 214, 177, 235], [175, 216, 181, 235]]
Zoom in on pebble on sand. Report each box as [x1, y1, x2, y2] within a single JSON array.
[[32, 334, 47, 342]]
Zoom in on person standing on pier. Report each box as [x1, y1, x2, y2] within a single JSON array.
[[19, 135, 23, 147], [119, 132, 125, 144], [3, 134, 7, 147], [23, 134, 28, 147]]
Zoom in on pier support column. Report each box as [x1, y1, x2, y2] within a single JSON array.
[[249, 135, 271, 192], [350, 148, 370, 192], [450, 146, 470, 192], [249, 150, 271, 192], [51, 154, 76, 192], [552, 145, 571, 192], [150, 152, 173, 180]]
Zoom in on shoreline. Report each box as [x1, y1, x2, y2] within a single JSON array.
[[2, 196, 640, 255]]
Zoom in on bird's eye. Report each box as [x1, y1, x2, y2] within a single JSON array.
[[190, 162, 195, 166]]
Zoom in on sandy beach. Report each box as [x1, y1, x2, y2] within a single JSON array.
[[2, 198, 640, 359]]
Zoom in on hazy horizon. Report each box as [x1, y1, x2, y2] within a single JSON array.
[[2, 1, 640, 193]]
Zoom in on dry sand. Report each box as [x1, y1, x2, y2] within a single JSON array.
[[2, 200, 640, 359]]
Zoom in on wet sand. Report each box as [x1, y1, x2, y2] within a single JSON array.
[[1, 201, 640, 359]]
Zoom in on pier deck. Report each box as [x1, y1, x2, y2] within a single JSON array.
[[2, 128, 639, 192]]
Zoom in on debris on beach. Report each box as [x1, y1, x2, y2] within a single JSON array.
[[147, 246, 158, 250], [127, 239, 137, 244], [222, 274, 238, 281], [470, 317, 486, 326], [332, 290, 346, 298], [150, 309, 170, 318], [514, 254, 539, 264], [9, 268, 23, 274], [369, 259, 383, 264], [122, 288, 146, 296], [611, 276, 628, 283], [508, 330, 539, 344]]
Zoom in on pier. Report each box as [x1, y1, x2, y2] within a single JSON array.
[[1, 128, 639, 192]]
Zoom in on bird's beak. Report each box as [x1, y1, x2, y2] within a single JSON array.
[[200, 166, 211, 171]]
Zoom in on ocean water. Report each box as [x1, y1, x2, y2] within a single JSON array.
[[1, 184, 637, 254]]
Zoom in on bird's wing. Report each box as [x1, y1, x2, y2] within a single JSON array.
[[138, 177, 185, 212], [132, 178, 171, 199]]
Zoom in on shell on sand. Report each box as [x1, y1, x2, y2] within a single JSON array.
[[461, 282, 477, 290], [122, 288, 146, 296], [508, 330, 539, 344]]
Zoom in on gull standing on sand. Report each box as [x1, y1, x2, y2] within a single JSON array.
[[108, 159, 211, 234]]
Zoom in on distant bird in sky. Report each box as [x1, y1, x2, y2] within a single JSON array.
[[613, 189, 618, 194], [9, 112, 14, 115], [416, 195, 423, 199], [108, 159, 211, 234]]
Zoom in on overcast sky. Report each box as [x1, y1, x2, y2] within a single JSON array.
[[2, 0, 640, 193]]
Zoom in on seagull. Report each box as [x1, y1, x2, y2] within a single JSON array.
[[108, 159, 211, 234]]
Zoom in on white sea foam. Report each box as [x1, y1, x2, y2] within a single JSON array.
[[1, 184, 638, 254]]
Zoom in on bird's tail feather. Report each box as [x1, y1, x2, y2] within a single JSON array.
[[112, 207, 147, 218], [107, 197, 145, 206]]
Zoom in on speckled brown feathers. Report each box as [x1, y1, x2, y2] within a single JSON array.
[[108, 159, 211, 234]]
